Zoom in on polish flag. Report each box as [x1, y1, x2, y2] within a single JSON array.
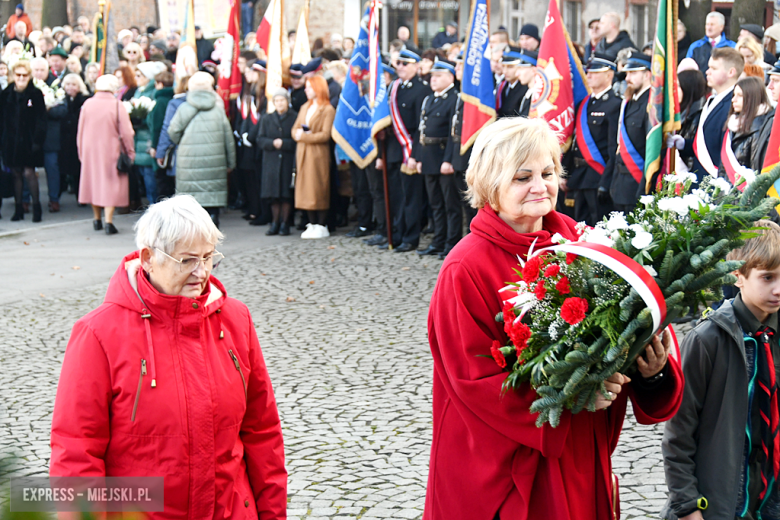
[[257, 0, 275, 54]]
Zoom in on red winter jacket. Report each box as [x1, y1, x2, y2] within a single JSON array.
[[50, 252, 287, 519], [423, 207, 683, 520]]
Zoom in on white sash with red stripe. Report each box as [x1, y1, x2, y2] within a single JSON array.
[[693, 93, 730, 177], [720, 131, 749, 192], [250, 98, 259, 124], [389, 79, 414, 164]]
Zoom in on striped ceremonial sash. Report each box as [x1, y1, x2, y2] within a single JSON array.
[[250, 98, 259, 124], [719, 131, 747, 192], [617, 100, 644, 184], [693, 99, 720, 176], [756, 328, 780, 507], [389, 79, 413, 164], [495, 80, 507, 110], [574, 95, 606, 175]]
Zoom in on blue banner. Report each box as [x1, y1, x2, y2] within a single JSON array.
[[460, 0, 495, 153], [331, 6, 391, 169]]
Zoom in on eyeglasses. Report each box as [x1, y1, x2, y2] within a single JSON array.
[[15, 73, 28, 78], [155, 248, 224, 273], [395, 62, 408, 67]]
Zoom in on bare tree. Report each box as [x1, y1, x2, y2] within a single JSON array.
[[730, 0, 767, 40], [679, 0, 712, 42]]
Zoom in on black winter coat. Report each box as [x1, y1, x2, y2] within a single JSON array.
[[0, 82, 47, 168], [43, 102, 68, 153], [718, 111, 775, 177], [595, 30, 636, 60], [60, 93, 87, 177], [679, 98, 704, 173], [257, 109, 297, 200]]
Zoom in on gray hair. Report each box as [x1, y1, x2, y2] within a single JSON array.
[[134, 195, 223, 256], [706, 12, 726, 27]]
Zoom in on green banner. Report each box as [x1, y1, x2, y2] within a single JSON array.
[[645, 0, 681, 190]]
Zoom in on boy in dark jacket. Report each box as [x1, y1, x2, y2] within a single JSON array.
[[663, 220, 780, 520]]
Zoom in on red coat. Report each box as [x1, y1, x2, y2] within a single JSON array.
[[423, 207, 683, 520], [50, 252, 287, 519]]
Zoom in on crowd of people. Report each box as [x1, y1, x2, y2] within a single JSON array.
[[0, 5, 778, 255]]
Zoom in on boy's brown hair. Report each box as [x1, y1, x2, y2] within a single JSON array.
[[726, 220, 780, 276]]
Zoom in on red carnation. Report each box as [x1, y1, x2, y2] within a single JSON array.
[[544, 264, 561, 277], [534, 282, 547, 300], [555, 276, 571, 294], [490, 340, 507, 368], [566, 253, 578, 265], [560, 297, 588, 325], [502, 301, 516, 325], [508, 321, 532, 350], [522, 256, 543, 283]]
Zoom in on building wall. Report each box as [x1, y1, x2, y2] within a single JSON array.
[[23, 0, 158, 32]]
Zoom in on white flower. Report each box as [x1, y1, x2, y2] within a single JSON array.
[[551, 233, 566, 244], [629, 224, 646, 233], [682, 193, 705, 210], [643, 265, 658, 277], [606, 212, 629, 231], [664, 171, 697, 184], [631, 230, 654, 250], [123, 101, 133, 113], [640, 195, 655, 206], [710, 177, 733, 193], [738, 168, 756, 186], [691, 189, 711, 203], [583, 227, 614, 247], [657, 197, 690, 216]]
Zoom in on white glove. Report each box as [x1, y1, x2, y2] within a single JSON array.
[[666, 134, 685, 150], [242, 132, 252, 147]]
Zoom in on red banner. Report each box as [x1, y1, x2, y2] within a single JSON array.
[[530, 0, 589, 150], [217, 0, 242, 112]]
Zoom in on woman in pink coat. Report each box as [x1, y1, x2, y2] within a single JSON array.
[[50, 195, 287, 519], [77, 74, 135, 235]]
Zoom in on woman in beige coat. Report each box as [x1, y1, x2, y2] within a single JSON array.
[[292, 75, 335, 239]]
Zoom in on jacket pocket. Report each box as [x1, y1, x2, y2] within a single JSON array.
[[131, 359, 147, 422], [228, 349, 247, 401]]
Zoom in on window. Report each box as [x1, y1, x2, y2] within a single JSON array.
[[631, 4, 647, 48], [564, 1, 582, 43]]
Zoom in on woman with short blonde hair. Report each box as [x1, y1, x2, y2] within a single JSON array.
[[737, 37, 766, 68], [424, 117, 682, 520], [65, 55, 82, 76]]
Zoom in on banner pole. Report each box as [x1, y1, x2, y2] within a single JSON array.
[[382, 139, 393, 250]]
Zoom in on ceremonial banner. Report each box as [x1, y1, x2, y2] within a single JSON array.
[[291, 0, 311, 65], [460, 0, 495, 154], [257, 0, 276, 54], [645, 0, 681, 191], [331, 3, 391, 169], [217, 0, 242, 112], [158, 0, 229, 38], [175, 0, 198, 83], [762, 102, 780, 207], [90, 4, 107, 72], [530, 0, 589, 151], [264, 0, 290, 112]]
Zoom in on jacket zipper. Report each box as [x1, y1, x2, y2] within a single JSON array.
[[228, 349, 247, 401], [131, 359, 146, 422]]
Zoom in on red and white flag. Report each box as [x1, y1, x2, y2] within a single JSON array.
[[256, 0, 275, 54], [217, 0, 242, 112]]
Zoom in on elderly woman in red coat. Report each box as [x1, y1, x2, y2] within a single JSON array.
[[50, 194, 287, 519], [423, 118, 683, 520]]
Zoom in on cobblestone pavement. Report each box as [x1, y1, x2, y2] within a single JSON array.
[[0, 230, 688, 519]]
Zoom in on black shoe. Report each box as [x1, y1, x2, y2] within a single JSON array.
[[266, 221, 281, 235], [93, 219, 103, 231], [345, 226, 368, 238], [378, 241, 400, 250], [394, 242, 418, 253], [438, 252, 448, 260], [364, 233, 386, 246], [249, 217, 268, 226], [242, 213, 254, 220], [11, 204, 23, 221], [417, 245, 443, 256], [32, 203, 42, 222], [422, 225, 434, 235], [279, 222, 291, 236], [296, 221, 307, 231], [105, 223, 118, 235]]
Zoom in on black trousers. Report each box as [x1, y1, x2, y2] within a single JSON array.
[[388, 162, 423, 246], [156, 168, 176, 200], [454, 170, 477, 232], [424, 173, 462, 251], [366, 163, 388, 234], [613, 203, 635, 214], [350, 163, 373, 229]]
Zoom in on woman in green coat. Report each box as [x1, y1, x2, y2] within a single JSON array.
[[167, 72, 236, 228], [132, 62, 166, 204]]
